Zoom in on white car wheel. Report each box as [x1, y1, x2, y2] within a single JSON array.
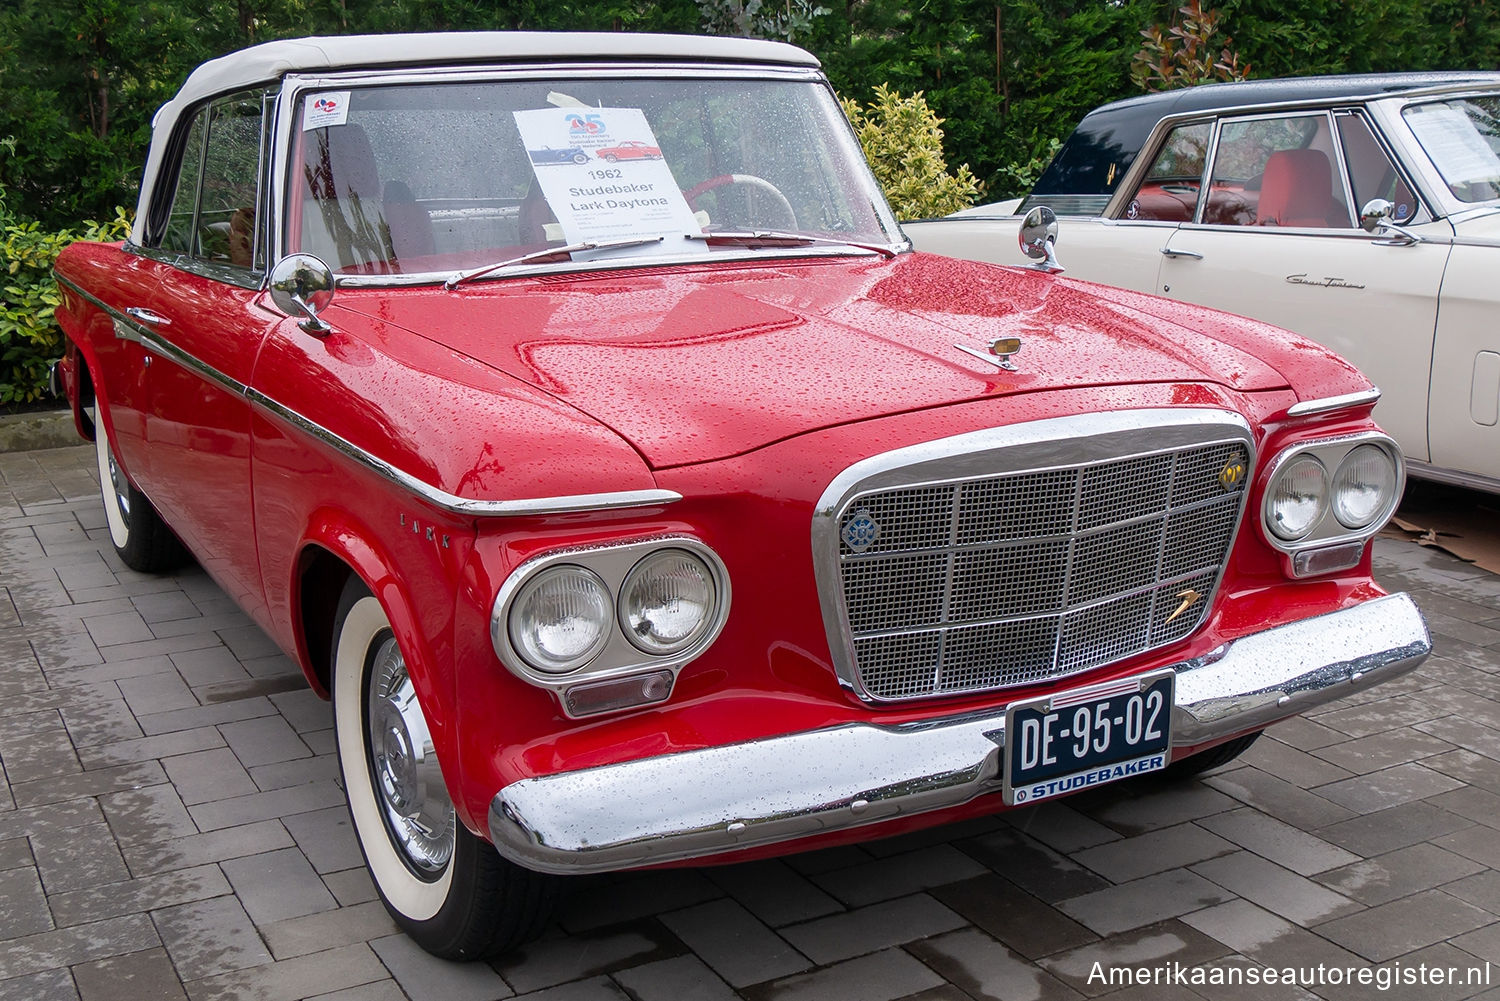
[[86, 400, 185, 573]]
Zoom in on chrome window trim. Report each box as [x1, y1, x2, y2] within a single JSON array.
[[54, 273, 680, 518], [125, 244, 265, 290], [1285, 387, 1381, 417], [812, 408, 1255, 702], [489, 535, 732, 713], [268, 64, 905, 275]]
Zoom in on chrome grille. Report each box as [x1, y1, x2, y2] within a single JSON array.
[[828, 431, 1250, 702]]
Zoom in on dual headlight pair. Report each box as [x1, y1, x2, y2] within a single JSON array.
[[490, 537, 730, 716], [1262, 434, 1402, 575]]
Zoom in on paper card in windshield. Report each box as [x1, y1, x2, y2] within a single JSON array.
[[513, 108, 698, 251]]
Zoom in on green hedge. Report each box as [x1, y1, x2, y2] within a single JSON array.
[[0, 206, 131, 406]]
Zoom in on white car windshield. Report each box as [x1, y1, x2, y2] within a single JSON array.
[[287, 75, 902, 279], [1403, 95, 1500, 203]]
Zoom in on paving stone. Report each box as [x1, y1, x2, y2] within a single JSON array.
[[100, 783, 199, 845], [282, 806, 361, 875], [497, 924, 679, 994], [1003, 802, 1121, 854], [368, 933, 513, 1001], [49, 864, 229, 927], [1312, 695, 1447, 738], [930, 873, 1097, 961], [707, 860, 843, 928], [611, 954, 737, 1001], [0, 968, 78, 1001], [1454, 923, 1500, 965], [182, 942, 387, 1001], [1072, 822, 1235, 884], [554, 870, 721, 934], [1437, 825, 1500, 869], [1444, 869, 1500, 913], [1429, 785, 1500, 830], [1314, 842, 1487, 907], [1311, 942, 1500, 1001], [507, 976, 629, 1001], [260, 901, 398, 961], [1201, 768, 1356, 831], [1177, 899, 1361, 973], [781, 845, 874, 876], [811, 844, 988, 908], [1079, 781, 1237, 836], [1426, 749, 1500, 796], [78, 727, 225, 769], [956, 828, 1109, 904], [304, 981, 406, 1001], [132, 591, 204, 624], [137, 698, 278, 738], [778, 893, 965, 965], [0, 798, 104, 843], [218, 716, 310, 769], [659, 898, 809, 988], [738, 948, 943, 1001], [1036, 920, 1231, 998], [1196, 808, 1360, 876], [1240, 737, 1355, 787], [0, 914, 159, 982], [195, 675, 308, 706], [220, 847, 338, 925], [11, 761, 166, 809], [152, 896, 273, 982], [321, 867, 379, 907], [0, 837, 32, 871], [32, 823, 130, 893], [118, 672, 200, 716], [99, 633, 225, 665], [1055, 869, 1235, 937], [1416, 716, 1500, 762], [908, 926, 1083, 1001], [187, 779, 343, 832], [0, 722, 80, 784], [169, 648, 250, 688], [47, 655, 181, 688], [1313, 762, 1466, 813], [1315, 800, 1475, 857], [1311, 727, 1457, 776], [0, 865, 53, 937], [267, 689, 331, 734], [1179, 953, 1320, 1001], [1190, 851, 1362, 927], [1317, 889, 1499, 962], [162, 748, 257, 806], [72, 947, 186, 1001]]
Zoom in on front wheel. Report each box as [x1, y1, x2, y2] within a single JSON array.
[[1163, 731, 1261, 780], [332, 579, 555, 959], [87, 401, 185, 573]]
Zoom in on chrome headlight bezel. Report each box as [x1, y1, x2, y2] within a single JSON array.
[[491, 536, 731, 716], [1260, 432, 1403, 572]]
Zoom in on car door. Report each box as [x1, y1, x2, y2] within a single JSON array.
[[133, 89, 279, 623], [1157, 110, 1450, 464]]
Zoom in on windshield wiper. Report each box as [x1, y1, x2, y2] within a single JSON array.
[[445, 235, 665, 290], [685, 230, 901, 259]]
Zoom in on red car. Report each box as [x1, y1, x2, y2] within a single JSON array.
[[53, 32, 1429, 960], [595, 139, 663, 161]]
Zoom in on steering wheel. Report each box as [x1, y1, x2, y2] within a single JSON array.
[[684, 173, 798, 230]]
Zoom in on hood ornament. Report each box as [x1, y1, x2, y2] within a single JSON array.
[[956, 336, 1023, 371]]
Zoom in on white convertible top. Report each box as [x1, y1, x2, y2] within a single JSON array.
[[132, 31, 821, 244]]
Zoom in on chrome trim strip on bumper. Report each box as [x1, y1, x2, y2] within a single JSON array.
[[488, 593, 1429, 874], [53, 272, 681, 518]]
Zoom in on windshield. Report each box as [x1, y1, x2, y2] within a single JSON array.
[[285, 74, 902, 279], [1403, 95, 1500, 203]]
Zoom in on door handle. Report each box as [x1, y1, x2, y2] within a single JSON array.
[[1159, 248, 1204, 260], [125, 307, 171, 327]]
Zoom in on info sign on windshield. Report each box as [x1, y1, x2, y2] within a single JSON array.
[[513, 108, 699, 252]]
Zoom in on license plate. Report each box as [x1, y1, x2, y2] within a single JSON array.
[[1003, 669, 1174, 805]]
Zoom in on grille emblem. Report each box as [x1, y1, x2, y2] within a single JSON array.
[[841, 509, 881, 552], [1218, 452, 1248, 491], [1164, 588, 1204, 626]]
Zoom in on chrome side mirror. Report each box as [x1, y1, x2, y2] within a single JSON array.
[[1018, 206, 1064, 273], [1359, 198, 1421, 247], [269, 254, 335, 334]]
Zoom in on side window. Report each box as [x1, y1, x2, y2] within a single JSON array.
[[1122, 122, 1210, 222], [159, 113, 207, 256], [1206, 114, 1352, 229], [154, 90, 267, 271], [1336, 112, 1421, 224]]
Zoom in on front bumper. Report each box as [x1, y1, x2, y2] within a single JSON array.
[[488, 593, 1429, 874]]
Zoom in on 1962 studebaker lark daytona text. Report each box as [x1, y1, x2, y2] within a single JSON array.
[[53, 34, 1431, 959]]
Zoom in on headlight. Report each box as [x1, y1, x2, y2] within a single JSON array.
[[1267, 453, 1328, 541], [620, 549, 717, 654], [1332, 443, 1398, 528], [506, 565, 612, 673]]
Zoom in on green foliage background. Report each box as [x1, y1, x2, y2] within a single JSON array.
[[3, 0, 1500, 402]]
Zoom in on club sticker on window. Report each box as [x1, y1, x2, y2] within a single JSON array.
[[303, 92, 351, 130], [513, 107, 697, 251]]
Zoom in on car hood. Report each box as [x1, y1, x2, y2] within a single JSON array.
[[337, 253, 1293, 468]]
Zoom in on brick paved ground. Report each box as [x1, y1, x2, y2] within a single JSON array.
[[2, 443, 1498, 1001]]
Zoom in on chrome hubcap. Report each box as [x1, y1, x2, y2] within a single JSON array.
[[105, 448, 131, 521], [366, 637, 454, 874]]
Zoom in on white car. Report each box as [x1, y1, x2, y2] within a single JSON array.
[[906, 72, 1500, 492]]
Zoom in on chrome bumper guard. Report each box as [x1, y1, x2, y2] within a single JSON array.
[[489, 593, 1429, 874]]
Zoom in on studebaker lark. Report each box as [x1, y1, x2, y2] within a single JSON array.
[[53, 33, 1430, 958]]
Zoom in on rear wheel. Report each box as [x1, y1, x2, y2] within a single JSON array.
[[1163, 731, 1261, 779], [331, 578, 555, 959], [87, 401, 185, 573]]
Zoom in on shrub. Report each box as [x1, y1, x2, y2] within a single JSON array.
[[0, 195, 131, 406], [1131, 0, 1251, 92], [840, 85, 982, 220]]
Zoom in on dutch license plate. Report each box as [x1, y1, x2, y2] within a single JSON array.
[[1003, 669, 1174, 805]]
